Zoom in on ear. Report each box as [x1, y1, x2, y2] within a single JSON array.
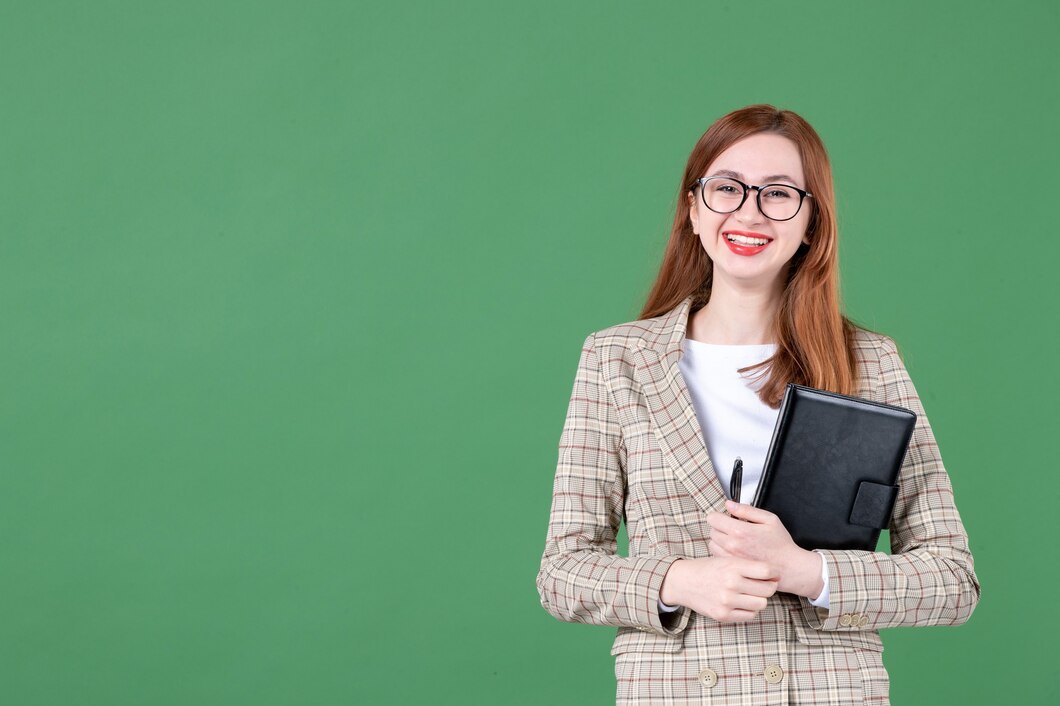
[[687, 190, 699, 233], [803, 207, 818, 244]]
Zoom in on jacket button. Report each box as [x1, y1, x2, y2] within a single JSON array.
[[763, 664, 784, 685], [858, 615, 869, 627], [839, 613, 852, 627], [698, 668, 718, 688]]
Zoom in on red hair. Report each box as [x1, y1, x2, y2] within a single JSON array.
[[640, 104, 859, 407]]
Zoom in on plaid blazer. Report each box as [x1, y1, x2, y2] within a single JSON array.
[[536, 295, 980, 705]]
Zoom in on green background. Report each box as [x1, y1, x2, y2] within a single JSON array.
[[2, 1, 1056, 703]]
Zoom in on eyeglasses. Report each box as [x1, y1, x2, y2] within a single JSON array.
[[691, 176, 813, 222]]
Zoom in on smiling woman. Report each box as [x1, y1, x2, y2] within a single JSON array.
[[690, 134, 812, 290], [536, 105, 979, 705]]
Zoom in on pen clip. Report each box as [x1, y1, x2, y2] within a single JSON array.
[[729, 457, 743, 504]]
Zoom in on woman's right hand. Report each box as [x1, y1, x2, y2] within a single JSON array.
[[659, 557, 779, 623]]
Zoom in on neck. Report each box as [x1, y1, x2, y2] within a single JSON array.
[[687, 272, 785, 345]]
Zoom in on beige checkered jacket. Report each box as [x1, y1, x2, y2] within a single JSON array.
[[536, 295, 980, 705]]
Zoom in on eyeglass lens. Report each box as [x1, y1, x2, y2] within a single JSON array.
[[701, 178, 804, 221]]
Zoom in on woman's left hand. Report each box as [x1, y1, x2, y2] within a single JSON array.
[[707, 500, 824, 600]]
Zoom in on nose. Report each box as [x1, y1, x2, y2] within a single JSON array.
[[734, 187, 764, 224]]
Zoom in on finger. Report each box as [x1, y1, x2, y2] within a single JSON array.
[[734, 560, 778, 581], [707, 511, 740, 535], [711, 536, 752, 560], [721, 608, 759, 623], [725, 500, 777, 524], [708, 539, 733, 557], [729, 592, 770, 612], [738, 577, 780, 598]]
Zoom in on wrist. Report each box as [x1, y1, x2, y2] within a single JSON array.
[[784, 549, 824, 599], [660, 559, 686, 607]]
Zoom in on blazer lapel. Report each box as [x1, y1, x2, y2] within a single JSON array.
[[632, 295, 728, 514]]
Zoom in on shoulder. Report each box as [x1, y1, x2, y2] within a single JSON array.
[[569, 306, 681, 387], [850, 325, 900, 361], [848, 324, 909, 400], [588, 296, 693, 355], [574, 318, 655, 379], [584, 303, 683, 362], [589, 317, 662, 351]]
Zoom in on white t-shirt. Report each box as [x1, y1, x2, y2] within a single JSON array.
[[679, 338, 780, 505], [658, 337, 830, 612]]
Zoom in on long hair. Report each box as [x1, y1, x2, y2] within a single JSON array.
[[640, 104, 859, 407]]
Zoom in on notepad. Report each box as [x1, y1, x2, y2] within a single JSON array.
[[751, 384, 917, 552]]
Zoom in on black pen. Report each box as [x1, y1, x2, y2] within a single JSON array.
[[729, 456, 743, 504]]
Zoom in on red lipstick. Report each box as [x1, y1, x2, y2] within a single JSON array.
[[722, 230, 772, 257]]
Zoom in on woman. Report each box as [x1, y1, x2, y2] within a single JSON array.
[[536, 104, 979, 705]]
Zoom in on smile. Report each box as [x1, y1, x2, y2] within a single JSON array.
[[723, 230, 772, 256]]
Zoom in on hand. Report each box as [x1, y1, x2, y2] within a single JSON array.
[[707, 500, 824, 600], [659, 556, 779, 623]]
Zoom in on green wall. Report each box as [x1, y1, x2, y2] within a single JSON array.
[[3, 1, 1056, 703]]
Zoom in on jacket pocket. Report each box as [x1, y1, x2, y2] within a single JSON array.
[[610, 625, 685, 656]]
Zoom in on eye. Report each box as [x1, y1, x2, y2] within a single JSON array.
[[762, 187, 795, 200], [708, 178, 743, 195]]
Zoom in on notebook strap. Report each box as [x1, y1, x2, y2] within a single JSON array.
[[848, 481, 899, 529]]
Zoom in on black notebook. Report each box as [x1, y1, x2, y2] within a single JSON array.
[[751, 384, 917, 552]]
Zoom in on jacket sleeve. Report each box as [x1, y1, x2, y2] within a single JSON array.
[[536, 334, 689, 636], [798, 335, 981, 631]]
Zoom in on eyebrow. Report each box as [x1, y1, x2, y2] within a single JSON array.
[[709, 169, 802, 186]]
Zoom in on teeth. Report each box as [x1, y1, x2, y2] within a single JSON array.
[[726, 234, 769, 246]]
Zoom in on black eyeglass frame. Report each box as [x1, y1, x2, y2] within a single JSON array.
[[691, 176, 814, 222]]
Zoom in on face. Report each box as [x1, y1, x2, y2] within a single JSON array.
[[687, 132, 812, 291]]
